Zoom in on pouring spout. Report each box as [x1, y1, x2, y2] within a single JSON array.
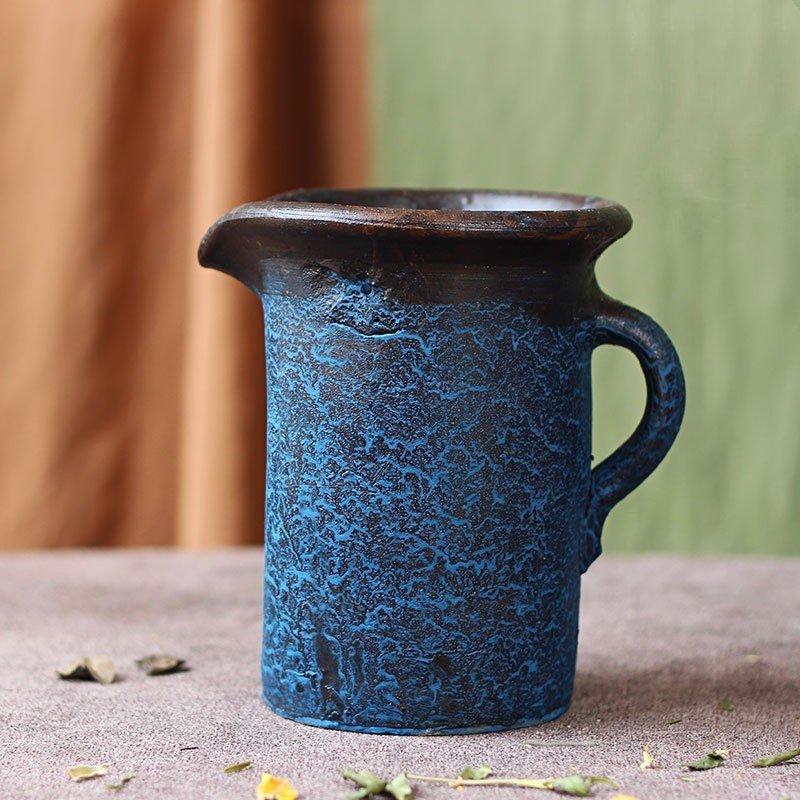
[[197, 204, 270, 292]]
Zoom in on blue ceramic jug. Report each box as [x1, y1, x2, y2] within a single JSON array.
[[199, 189, 685, 734]]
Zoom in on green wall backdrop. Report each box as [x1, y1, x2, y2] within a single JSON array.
[[371, 0, 800, 555]]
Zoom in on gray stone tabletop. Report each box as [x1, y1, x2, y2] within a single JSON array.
[[1, 549, 799, 799]]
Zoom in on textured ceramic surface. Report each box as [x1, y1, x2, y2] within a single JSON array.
[[199, 189, 685, 734]]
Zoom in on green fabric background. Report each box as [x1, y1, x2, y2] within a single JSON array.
[[370, 0, 800, 554]]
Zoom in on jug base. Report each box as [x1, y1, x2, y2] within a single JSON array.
[[262, 691, 571, 736]]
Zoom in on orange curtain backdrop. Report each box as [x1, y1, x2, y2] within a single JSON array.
[[0, 0, 368, 548]]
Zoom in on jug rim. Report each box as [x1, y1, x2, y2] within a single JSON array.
[[225, 187, 631, 241]]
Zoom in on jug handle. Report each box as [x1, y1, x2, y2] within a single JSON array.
[[581, 302, 686, 572]]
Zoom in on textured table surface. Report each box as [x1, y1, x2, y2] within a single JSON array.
[[2, 549, 799, 800]]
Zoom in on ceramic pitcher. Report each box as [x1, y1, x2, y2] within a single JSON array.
[[199, 189, 685, 735]]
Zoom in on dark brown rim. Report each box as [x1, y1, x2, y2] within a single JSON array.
[[216, 188, 632, 241]]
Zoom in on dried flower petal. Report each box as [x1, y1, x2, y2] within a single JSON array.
[[224, 760, 252, 773], [256, 773, 299, 800], [751, 748, 800, 767], [136, 654, 187, 676], [67, 763, 110, 782], [639, 744, 654, 770]]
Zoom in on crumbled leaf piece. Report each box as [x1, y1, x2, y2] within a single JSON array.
[[57, 656, 116, 685], [458, 765, 493, 780], [680, 776, 696, 782], [751, 748, 800, 767], [136, 654, 187, 676], [550, 775, 618, 796], [256, 772, 298, 800], [385, 773, 413, 800], [718, 698, 734, 712], [67, 764, 110, 782], [341, 768, 386, 799], [686, 749, 730, 771], [610, 795, 641, 800], [224, 760, 252, 773], [639, 744, 654, 770], [661, 719, 682, 726], [105, 773, 135, 791]]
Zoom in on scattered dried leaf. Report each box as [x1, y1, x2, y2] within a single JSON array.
[[341, 768, 387, 799], [751, 748, 800, 767], [385, 773, 412, 800], [639, 744, 654, 770], [550, 776, 618, 796], [661, 719, 682, 726], [105, 773, 135, 791], [458, 765, 493, 780], [136, 654, 187, 676], [743, 653, 762, 663], [58, 656, 116, 685], [256, 772, 299, 800], [67, 764, 110, 782], [680, 776, 695, 782], [224, 760, 252, 773], [686, 749, 730, 771], [718, 698, 734, 712]]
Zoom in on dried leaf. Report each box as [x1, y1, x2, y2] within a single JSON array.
[[686, 749, 730, 771], [458, 765, 493, 780], [57, 656, 115, 685], [136, 654, 187, 676], [341, 768, 386, 799], [105, 773, 135, 791], [751, 748, 800, 767], [385, 773, 413, 800], [256, 772, 298, 800], [550, 775, 618, 796], [680, 776, 695, 782], [743, 653, 762, 663], [717, 698, 734, 712], [639, 744, 654, 770], [67, 764, 110, 782], [661, 719, 682, 726], [224, 760, 252, 773]]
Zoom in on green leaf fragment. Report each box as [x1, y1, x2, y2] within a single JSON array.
[[67, 763, 110, 782], [341, 768, 387, 798], [686, 749, 730, 771], [718, 698, 734, 712], [105, 773, 135, 791], [662, 719, 682, 726], [751, 748, 800, 767], [136, 654, 187, 675], [57, 656, 116, 685], [458, 765, 493, 780], [550, 776, 617, 796], [224, 760, 253, 773], [385, 773, 413, 800]]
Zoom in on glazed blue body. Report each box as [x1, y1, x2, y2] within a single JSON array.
[[261, 270, 593, 734], [199, 189, 685, 736]]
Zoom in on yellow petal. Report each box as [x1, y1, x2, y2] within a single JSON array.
[[639, 743, 654, 770], [67, 763, 110, 782], [256, 772, 299, 800], [610, 795, 641, 800]]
